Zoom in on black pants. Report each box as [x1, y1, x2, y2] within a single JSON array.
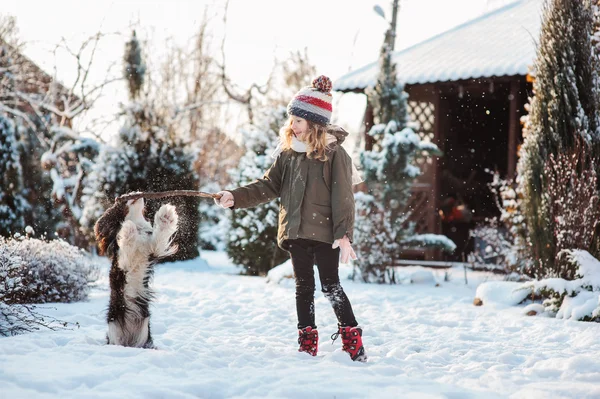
[[287, 239, 358, 329]]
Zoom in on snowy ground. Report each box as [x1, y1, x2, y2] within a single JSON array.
[[2, 251, 600, 399]]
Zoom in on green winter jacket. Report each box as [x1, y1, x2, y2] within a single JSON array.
[[229, 126, 355, 251]]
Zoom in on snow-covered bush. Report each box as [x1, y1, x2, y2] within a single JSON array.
[[0, 235, 99, 304], [354, 190, 455, 283], [468, 171, 530, 275], [0, 239, 23, 303], [543, 144, 600, 279], [0, 235, 98, 336], [483, 140, 600, 280], [518, 250, 600, 321], [476, 250, 600, 322], [353, 192, 399, 283]]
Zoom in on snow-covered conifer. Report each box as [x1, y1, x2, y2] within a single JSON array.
[[82, 31, 200, 260], [225, 107, 289, 275], [0, 235, 97, 336], [0, 32, 56, 238], [355, 25, 452, 282], [123, 30, 145, 100], [516, 0, 600, 278], [198, 181, 230, 251], [0, 114, 28, 236]]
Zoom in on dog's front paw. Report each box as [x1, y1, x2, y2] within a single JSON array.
[[117, 220, 138, 246], [155, 204, 178, 231]]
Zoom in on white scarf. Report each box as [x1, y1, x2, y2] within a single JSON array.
[[271, 133, 363, 185]]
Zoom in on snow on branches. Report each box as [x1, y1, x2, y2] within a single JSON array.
[[477, 250, 600, 322], [225, 107, 288, 275], [0, 235, 99, 336], [0, 113, 28, 236], [41, 125, 100, 247], [354, 22, 450, 282]]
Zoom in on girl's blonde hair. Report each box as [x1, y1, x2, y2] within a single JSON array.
[[279, 116, 330, 162]]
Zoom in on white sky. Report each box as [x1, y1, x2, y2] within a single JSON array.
[[4, 0, 513, 141]]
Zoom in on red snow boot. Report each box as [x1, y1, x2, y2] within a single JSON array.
[[332, 326, 367, 362], [298, 326, 318, 356]]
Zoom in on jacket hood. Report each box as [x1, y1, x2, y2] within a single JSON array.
[[326, 124, 349, 145]]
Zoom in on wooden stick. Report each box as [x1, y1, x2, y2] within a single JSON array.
[[116, 190, 221, 203]]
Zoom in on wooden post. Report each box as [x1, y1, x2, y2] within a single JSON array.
[[507, 79, 521, 179], [425, 84, 443, 260], [363, 101, 375, 151]]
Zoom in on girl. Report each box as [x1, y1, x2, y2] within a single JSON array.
[[215, 75, 366, 362]]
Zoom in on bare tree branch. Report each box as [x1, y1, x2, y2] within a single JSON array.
[[0, 103, 39, 132], [218, 0, 274, 123]]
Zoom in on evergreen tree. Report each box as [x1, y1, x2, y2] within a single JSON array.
[[40, 126, 100, 248], [83, 103, 200, 261], [0, 114, 28, 236], [225, 107, 289, 276], [198, 180, 229, 251], [19, 126, 59, 238], [516, 0, 600, 278], [82, 31, 200, 260], [0, 38, 57, 238], [123, 30, 145, 100], [355, 11, 452, 281]]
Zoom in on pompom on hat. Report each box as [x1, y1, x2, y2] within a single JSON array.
[[287, 75, 333, 126]]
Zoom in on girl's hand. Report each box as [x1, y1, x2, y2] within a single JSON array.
[[215, 191, 234, 208], [332, 235, 358, 264]]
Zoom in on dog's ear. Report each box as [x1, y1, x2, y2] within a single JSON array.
[[94, 200, 128, 256]]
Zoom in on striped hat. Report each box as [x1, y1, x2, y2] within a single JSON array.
[[287, 75, 333, 126]]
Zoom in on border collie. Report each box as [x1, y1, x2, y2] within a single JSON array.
[[94, 198, 178, 348]]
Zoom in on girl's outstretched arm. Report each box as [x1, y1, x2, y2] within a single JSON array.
[[227, 155, 284, 209]]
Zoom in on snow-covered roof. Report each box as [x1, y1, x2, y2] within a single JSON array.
[[333, 0, 543, 92]]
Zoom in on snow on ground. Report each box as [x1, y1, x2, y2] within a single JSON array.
[[2, 251, 600, 399]]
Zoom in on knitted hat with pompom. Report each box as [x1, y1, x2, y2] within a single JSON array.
[[287, 75, 333, 126]]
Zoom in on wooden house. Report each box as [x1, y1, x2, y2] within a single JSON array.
[[334, 0, 542, 261]]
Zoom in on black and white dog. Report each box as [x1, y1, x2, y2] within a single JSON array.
[[94, 198, 178, 348]]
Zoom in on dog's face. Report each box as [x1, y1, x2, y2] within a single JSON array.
[[125, 198, 146, 224]]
